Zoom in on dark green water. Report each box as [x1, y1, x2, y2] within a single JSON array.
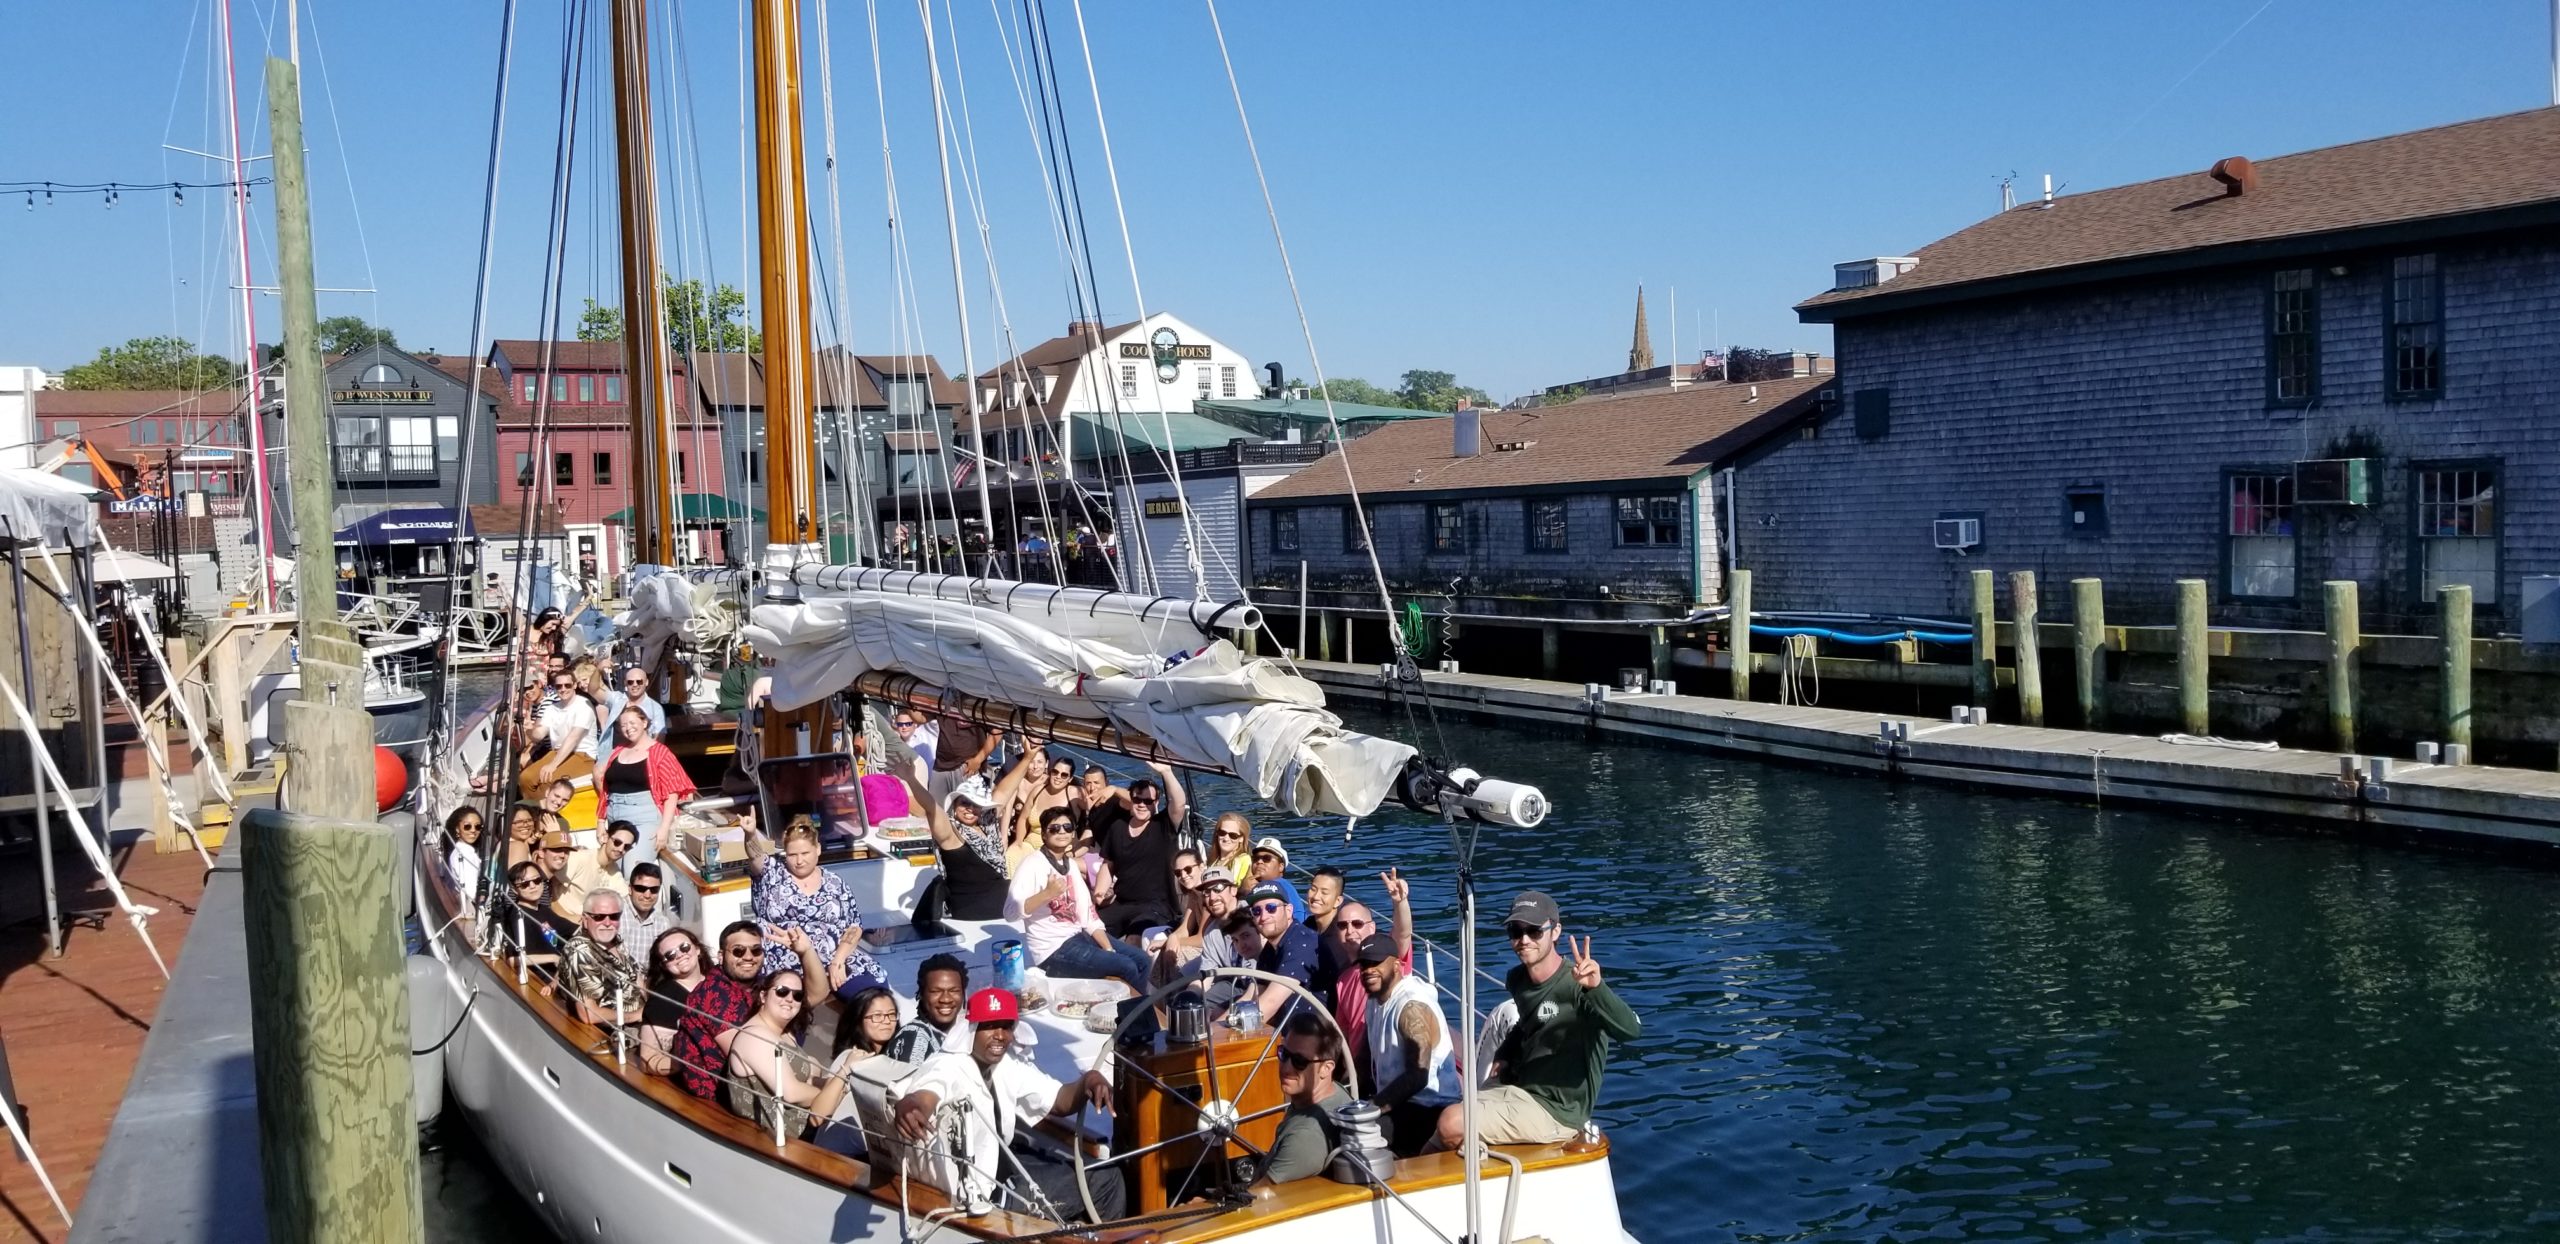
[[430, 700, 2560, 1241]]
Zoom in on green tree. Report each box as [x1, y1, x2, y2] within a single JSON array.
[[1309, 377, 1408, 408], [1541, 385, 1586, 407], [61, 337, 240, 390], [1723, 347, 1798, 383], [317, 315, 398, 355], [575, 278, 760, 352], [1394, 369, 1492, 413]]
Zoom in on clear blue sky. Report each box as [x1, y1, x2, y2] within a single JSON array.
[[0, 0, 2549, 401]]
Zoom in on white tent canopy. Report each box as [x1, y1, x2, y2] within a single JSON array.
[[742, 593, 1415, 818], [0, 467, 98, 546], [92, 547, 176, 583]]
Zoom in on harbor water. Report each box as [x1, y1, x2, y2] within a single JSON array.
[[433, 703, 2560, 1240]]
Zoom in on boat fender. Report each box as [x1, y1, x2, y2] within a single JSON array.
[[408, 954, 452, 1126]]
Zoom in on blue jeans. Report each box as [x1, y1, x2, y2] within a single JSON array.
[[1039, 933, 1153, 993]]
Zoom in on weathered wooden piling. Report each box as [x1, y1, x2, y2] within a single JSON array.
[[2442, 583, 2473, 753], [1969, 568, 1996, 707], [2176, 579, 2210, 734], [1728, 568, 1753, 702], [1540, 623, 1561, 680], [2010, 571, 2044, 726], [1316, 611, 1333, 663], [2071, 577, 2107, 729], [1649, 626, 1671, 683], [2324, 581, 2360, 753]]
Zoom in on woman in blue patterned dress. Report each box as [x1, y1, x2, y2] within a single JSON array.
[[745, 814, 882, 995]]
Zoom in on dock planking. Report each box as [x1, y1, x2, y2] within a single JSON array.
[[1296, 660, 2560, 851]]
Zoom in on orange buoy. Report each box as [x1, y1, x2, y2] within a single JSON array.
[[375, 746, 408, 812]]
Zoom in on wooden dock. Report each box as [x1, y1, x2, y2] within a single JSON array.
[[1297, 661, 2560, 851]]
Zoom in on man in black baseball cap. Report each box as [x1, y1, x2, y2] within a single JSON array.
[[1431, 890, 1640, 1152], [1358, 930, 1459, 1155]]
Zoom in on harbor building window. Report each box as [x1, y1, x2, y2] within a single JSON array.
[[1430, 502, 1465, 552], [554, 452, 574, 486], [136, 422, 157, 445], [2225, 471, 2296, 598], [605, 375, 623, 402], [1196, 365, 1212, 401], [593, 452, 613, 485], [515, 452, 533, 486], [334, 417, 382, 474], [1614, 495, 1681, 547], [886, 378, 933, 429], [1120, 365, 1138, 400], [387, 415, 435, 473], [1343, 506, 1372, 554], [49, 420, 76, 437], [551, 375, 570, 402], [1272, 508, 1299, 553], [578, 375, 596, 403], [677, 452, 688, 486], [1220, 365, 1238, 398], [1528, 498, 1568, 552], [2389, 254, 2442, 398], [521, 374, 537, 403], [2268, 268, 2318, 406], [2415, 463, 2498, 604]]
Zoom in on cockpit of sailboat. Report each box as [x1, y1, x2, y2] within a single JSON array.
[[409, 0, 1631, 1239]]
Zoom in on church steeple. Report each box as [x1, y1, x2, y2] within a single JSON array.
[[1628, 284, 1655, 372]]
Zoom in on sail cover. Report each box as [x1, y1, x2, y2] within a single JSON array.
[[741, 593, 1415, 818]]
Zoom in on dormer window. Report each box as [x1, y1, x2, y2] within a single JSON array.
[[359, 363, 404, 387]]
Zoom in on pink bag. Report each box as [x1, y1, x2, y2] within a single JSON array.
[[859, 773, 911, 822]]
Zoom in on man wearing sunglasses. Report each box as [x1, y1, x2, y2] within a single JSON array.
[[618, 862, 672, 970], [590, 663, 667, 760], [1093, 762, 1185, 938], [1260, 1011, 1350, 1185], [673, 920, 769, 1100], [560, 889, 646, 1026], [1432, 891, 1640, 1151], [1244, 882, 1320, 1023]]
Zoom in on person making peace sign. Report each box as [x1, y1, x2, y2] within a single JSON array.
[[1430, 890, 1642, 1151]]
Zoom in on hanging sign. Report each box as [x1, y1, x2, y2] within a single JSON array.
[[1142, 497, 1185, 518], [1119, 342, 1210, 361], [332, 389, 432, 404]]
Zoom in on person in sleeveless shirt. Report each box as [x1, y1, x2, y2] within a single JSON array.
[[1356, 931, 1460, 1155], [906, 770, 1010, 921]]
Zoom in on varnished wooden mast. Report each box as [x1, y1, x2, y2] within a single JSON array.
[[610, 0, 678, 569], [752, 0, 819, 554]]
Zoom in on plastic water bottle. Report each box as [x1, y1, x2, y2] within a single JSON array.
[[705, 834, 721, 879]]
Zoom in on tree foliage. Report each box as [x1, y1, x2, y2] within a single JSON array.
[[1721, 347, 1799, 383], [1393, 369, 1493, 413], [61, 337, 240, 391], [1541, 385, 1585, 407], [1309, 377, 1405, 407], [576, 277, 761, 353], [318, 315, 398, 355]]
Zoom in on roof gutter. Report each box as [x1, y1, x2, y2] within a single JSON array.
[[1797, 200, 2560, 324]]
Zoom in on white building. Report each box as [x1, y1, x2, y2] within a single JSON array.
[[973, 313, 1268, 479], [0, 366, 58, 471]]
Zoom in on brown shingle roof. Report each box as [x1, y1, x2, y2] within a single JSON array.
[[1800, 106, 2560, 320], [490, 339, 632, 370], [977, 320, 1139, 381], [687, 349, 964, 410], [1253, 377, 1829, 502], [33, 388, 246, 418]]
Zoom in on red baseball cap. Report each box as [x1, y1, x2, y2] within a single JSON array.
[[966, 987, 1020, 1024]]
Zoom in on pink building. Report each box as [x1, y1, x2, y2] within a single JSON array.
[[484, 341, 729, 575]]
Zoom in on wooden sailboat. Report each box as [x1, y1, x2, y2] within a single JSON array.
[[410, 3, 1631, 1240]]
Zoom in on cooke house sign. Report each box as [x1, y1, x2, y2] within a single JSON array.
[[1119, 343, 1210, 361]]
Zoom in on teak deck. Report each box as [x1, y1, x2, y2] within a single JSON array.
[[1297, 661, 2560, 850]]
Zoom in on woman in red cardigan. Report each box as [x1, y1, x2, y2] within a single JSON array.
[[595, 704, 697, 871]]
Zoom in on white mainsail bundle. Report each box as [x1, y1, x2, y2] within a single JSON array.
[[740, 591, 1414, 818]]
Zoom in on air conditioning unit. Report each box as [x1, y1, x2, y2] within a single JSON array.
[[1932, 517, 1981, 551], [2296, 457, 2372, 506]]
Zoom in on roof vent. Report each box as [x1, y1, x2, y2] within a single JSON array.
[[2209, 156, 2256, 198], [1453, 407, 1481, 458], [1832, 257, 1919, 291]]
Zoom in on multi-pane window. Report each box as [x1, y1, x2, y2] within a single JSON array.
[[1613, 495, 1681, 546], [676, 452, 688, 486], [1220, 365, 1238, 398], [1272, 508, 1299, 553], [521, 374, 538, 403], [136, 422, 158, 445], [885, 378, 932, 429], [554, 452, 574, 486], [593, 452, 614, 485], [2389, 254, 2442, 397], [2226, 472, 2296, 598], [332, 417, 381, 474], [1119, 365, 1138, 401], [604, 375, 624, 402], [386, 416, 434, 472], [1430, 502, 1464, 552], [1196, 365, 1212, 400], [1343, 506, 1372, 553], [2417, 465, 2497, 604], [1528, 498, 1568, 552], [551, 375, 570, 402], [577, 375, 596, 403], [49, 420, 75, 437], [515, 452, 533, 486], [2269, 268, 2318, 405], [436, 416, 460, 463]]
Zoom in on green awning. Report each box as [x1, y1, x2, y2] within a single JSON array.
[[1064, 409, 1264, 458], [603, 492, 765, 525]]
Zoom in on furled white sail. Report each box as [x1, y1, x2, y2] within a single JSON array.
[[740, 593, 1415, 817]]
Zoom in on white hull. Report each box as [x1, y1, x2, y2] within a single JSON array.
[[417, 707, 1634, 1243]]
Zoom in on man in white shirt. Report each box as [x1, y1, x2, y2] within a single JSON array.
[[893, 989, 1125, 1223]]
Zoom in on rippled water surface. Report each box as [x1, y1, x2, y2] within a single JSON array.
[[434, 697, 2560, 1241]]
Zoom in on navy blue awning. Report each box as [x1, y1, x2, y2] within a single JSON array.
[[335, 507, 471, 545]]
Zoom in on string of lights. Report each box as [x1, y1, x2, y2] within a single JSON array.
[[5, 177, 273, 208]]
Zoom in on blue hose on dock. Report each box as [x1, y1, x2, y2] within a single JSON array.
[[1749, 624, 1973, 646]]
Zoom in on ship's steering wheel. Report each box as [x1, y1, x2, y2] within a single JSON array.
[[1068, 967, 1359, 1226]]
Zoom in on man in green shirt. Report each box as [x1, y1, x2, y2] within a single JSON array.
[[1259, 1011, 1349, 1185], [1433, 891, 1640, 1150]]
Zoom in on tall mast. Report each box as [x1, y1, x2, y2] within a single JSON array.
[[609, 0, 678, 570], [219, 0, 276, 609], [752, 0, 819, 561]]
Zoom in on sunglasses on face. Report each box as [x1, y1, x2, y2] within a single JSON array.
[[1505, 922, 1550, 942], [1254, 902, 1288, 916], [630, 883, 660, 895], [514, 879, 544, 892], [1050, 768, 1072, 778], [726, 944, 764, 960], [660, 943, 697, 963], [1216, 830, 1244, 841], [769, 985, 803, 1002], [1044, 823, 1075, 835], [624, 679, 647, 688], [1342, 917, 1374, 930], [891, 721, 918, 731], [588, 912, 620, 924], [609, 836, 636, 850], [1277, 1046, 1321, 1071]]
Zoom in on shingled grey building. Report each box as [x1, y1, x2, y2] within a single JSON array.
[[1735, 106, 2560, 632]]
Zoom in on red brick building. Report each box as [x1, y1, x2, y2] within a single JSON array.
[[484, 340, 729, 575]]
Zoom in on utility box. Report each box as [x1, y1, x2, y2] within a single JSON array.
[[2523, 575, 2560, 647]]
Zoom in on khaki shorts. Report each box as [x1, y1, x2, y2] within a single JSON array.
[[1471, 1085, 1576, 1146]]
